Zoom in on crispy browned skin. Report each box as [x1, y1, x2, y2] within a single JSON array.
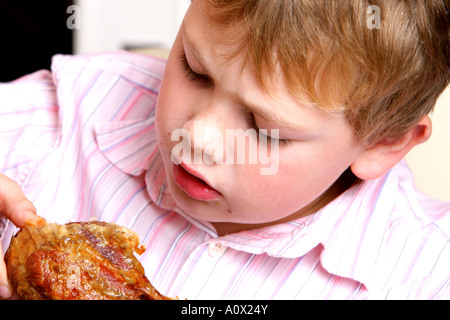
[[5, 219, 170, 300]]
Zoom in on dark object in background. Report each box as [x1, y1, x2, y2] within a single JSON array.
[[0, 1, 73, 82]]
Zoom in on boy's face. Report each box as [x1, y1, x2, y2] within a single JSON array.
[[155, 0, 364, 233]]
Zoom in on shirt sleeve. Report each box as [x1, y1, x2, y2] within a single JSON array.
[[0, 70, 59, 185]]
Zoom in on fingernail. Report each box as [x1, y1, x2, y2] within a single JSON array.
[[0, 285, 11, 299]]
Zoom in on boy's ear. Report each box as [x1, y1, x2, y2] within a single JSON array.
[[351, 115, 432, 180]]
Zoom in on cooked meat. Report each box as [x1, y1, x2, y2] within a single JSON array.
[[5, 218, 170, 300]]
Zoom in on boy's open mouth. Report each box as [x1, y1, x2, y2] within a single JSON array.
[[172, 163, 221, 201]]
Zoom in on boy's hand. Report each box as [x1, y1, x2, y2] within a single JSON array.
[[0, 173, 39, 299]]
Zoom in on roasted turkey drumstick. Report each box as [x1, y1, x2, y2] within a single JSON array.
[[5, 218, 171, 300]]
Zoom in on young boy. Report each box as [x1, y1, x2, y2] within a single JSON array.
[[0, 0, 448, 299]]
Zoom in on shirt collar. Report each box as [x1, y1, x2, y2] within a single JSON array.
[[318, 168, 399, 291], [94, 117, 177, 211], [212, 167, 400, 292]]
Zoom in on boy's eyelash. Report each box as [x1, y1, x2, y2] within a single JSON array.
[[246, 112, 292, 148], [179, 52, 212, 85]]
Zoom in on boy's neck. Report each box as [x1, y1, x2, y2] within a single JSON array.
[[212, 168, 359, 236]]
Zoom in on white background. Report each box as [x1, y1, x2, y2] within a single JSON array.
[[73, 0, 189, 54]]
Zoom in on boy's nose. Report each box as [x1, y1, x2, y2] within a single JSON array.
[[183, 117, 227, 165]]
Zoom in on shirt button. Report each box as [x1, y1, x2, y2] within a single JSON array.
[[208, 242, 226, 258]]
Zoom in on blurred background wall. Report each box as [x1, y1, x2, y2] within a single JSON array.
[[0, 0, 448, 202], [405, 89, 450, 202], [73, 0, 188, 56]]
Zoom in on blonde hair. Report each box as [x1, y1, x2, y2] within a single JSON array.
[[202, 0, 449, 144]]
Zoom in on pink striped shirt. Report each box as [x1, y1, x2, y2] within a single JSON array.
[[0, 52, 448, 299]]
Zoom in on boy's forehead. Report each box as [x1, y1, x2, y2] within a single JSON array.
[[182, 2, 253, 84], [183, 1, 278, 91], [183, 0, 317, 104], [183, 1, 241, 57]]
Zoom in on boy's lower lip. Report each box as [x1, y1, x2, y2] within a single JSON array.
[[172, 163, 221, 201]]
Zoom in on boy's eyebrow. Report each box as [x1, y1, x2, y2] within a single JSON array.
[[239, 98, 306, 131], [182, 26, 210, 73], [182, 24, 306, 132]]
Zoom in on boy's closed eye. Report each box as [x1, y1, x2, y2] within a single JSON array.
[[245, 111, 292, 148], [179, 52, 213, 86]]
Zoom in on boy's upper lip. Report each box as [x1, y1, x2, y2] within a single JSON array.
[[180, 162, 218, 192]]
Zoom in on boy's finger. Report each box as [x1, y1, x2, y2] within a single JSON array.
[[0, 173, 38, 228], [0, 245, 11, 299]]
